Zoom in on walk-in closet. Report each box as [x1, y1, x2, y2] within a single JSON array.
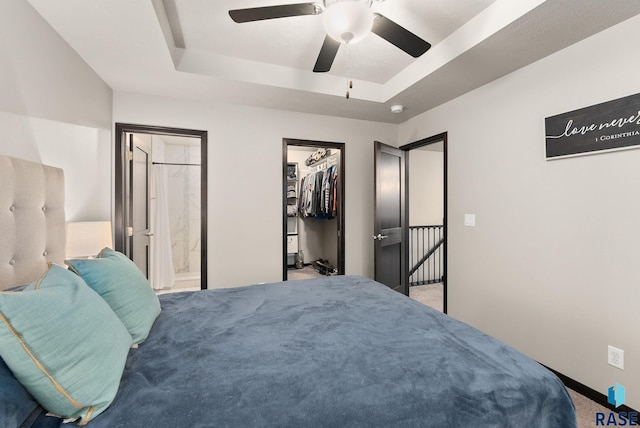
[[284, 140, 345, 280]]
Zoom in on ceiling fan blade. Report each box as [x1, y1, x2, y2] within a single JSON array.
[[313, 35, 341, 72], [229, 3, 319, 23], [371, 14, 431, 58]]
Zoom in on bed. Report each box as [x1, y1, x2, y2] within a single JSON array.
[[0, 155, 577, 427]]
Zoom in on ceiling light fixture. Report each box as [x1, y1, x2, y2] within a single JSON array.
[[322, 0, 374, 45], [321, 1, 374, 100], [390, 104, 404, 113]]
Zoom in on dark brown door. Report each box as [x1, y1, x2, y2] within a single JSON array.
[[374, 141, 406, 295], [128, 133, 152, 278]]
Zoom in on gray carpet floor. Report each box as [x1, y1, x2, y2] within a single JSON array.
[[409, 283, 443, 312], [567, 388, 610, 427], [287, 265, 323, 281]]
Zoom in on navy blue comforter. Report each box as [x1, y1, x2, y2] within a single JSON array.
[[36, 275, 576, 427]]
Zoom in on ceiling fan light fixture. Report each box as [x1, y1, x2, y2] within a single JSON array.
[[322, 0, 374, 44]]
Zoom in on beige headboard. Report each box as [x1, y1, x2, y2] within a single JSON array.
[[0, 155, 65, 290]]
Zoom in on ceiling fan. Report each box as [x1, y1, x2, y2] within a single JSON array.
[[229, 0, 431, 73]]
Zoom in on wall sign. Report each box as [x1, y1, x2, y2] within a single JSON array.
[[545, 92, 640, 159]]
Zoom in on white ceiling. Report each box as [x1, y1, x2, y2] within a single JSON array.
[[166, 0, 497, 84], [27, 0, 640, 124]]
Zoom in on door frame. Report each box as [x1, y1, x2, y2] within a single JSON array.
[[282, 138, 346, 280], [400, 132, 448, 313], [114, 123, 208, 290]]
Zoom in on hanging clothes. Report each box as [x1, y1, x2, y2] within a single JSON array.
[[331, 168, 338, 218], [324, 164, 337, 218], [299, 172, 314, 217], [313, 171, 323, 217], [298, 163, 339, 219]]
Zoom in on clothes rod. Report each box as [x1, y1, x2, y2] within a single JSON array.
[[152, 162, 201, 166]]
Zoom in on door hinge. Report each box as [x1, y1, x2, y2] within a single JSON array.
[[126, 226, 134, 237], [126, 151, 133, 161]]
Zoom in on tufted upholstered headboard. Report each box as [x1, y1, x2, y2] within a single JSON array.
[[0, 155, 65, 290]]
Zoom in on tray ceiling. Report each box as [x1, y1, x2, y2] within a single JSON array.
[[27, 0, 640, 123]]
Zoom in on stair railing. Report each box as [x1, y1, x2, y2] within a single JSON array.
[[409, 225, 444, 286]]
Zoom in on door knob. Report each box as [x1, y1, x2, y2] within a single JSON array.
[[372, 234, 388, 241]]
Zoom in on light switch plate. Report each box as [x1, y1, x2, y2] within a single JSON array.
[[464, 214, 476, 227]]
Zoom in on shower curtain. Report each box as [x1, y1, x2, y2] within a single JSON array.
[[151, 165, 176, 290]]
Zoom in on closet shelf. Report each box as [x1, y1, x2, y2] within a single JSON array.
[[287, 162, 299, 242]]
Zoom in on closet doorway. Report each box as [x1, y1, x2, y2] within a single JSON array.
[[401, 132, 447, 313], [283, 138, 345, 281], [115, 124, 208, 291]]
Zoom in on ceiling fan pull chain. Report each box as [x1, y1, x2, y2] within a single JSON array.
[[346, 42, 351, 99]]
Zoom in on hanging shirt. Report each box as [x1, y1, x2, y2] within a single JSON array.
[[313, 171, 323, 217], [297, 163, 339, 219]]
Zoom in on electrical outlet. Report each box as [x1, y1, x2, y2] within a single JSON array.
[[608, 346, 624, 370]]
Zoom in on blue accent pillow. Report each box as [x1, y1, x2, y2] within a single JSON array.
[[0, 286, 42, 428], [66, 248, 161, 344], [0, 264, 133, 425], [0, 354, 41, 428]]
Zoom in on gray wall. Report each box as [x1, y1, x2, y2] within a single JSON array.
[[114, 91, 398, 288], [0, 0, 113, 222], [0, 0, 111, 130], [409, 148, 444, 226], [400, 14, 640, 409]]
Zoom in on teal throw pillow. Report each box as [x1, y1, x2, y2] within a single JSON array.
[[66, 247, 161, 344], [0, 264, 132, 425]]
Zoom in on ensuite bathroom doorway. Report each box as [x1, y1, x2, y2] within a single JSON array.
[[114, 124, 208, 292]]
